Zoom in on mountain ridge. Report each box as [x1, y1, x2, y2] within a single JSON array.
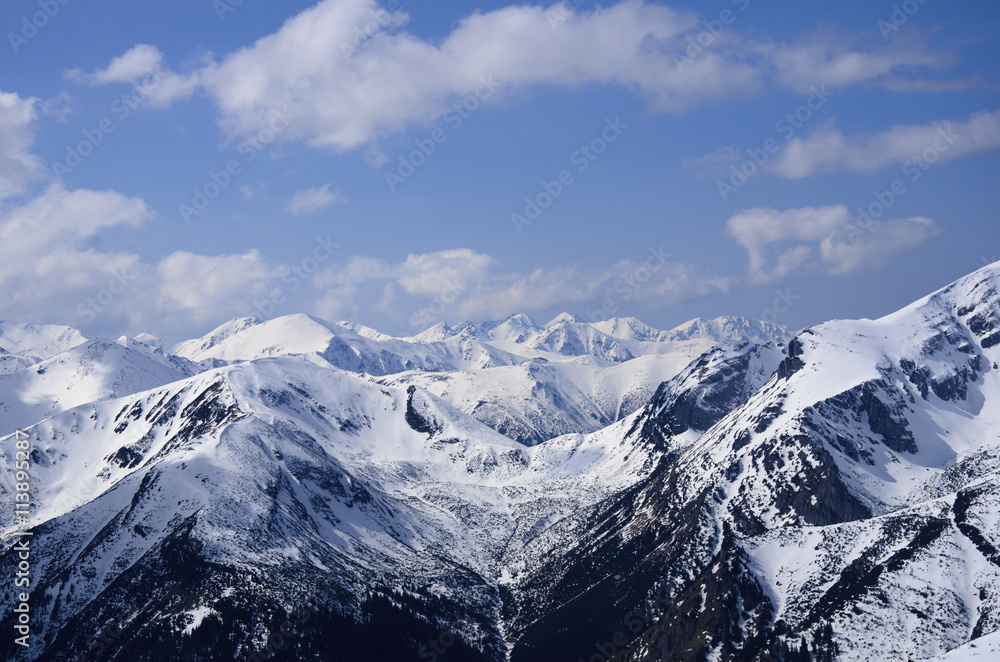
[[1, 264, 998, 661]]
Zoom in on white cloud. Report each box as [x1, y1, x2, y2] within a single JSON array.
[[726, 205, 940, 281], [285, 184, 345, 215], [396, 249, 496, 296], [0, 184, 289, 336], [73, 1, 952, 152], [820, 217, 940, 275], [66, 44, 198, 108], [155, 250, 285, 323], [726, 206, 846, 281], [0, 183, 151, 327], [761, 34, 946, 93], [773, 109, 1000, 178], [192, 0, 715, 150], [310, 246, 729, 329], [683, 144, 741, 178], [363, 145, 389, 168], [0, 97, 289, 338], [68, 44, 165, 84], [40, 91, 74, 121], [0, 92, 44, 198]]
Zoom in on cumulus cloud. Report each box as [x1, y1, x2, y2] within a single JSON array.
[[71, 1, 953, 152], [285, 184, 345, 215], [396, 249, 496, 296], [0, 92, 44, 198], [66, 44, 198, 108], [0, 183, 151, 326], [0, 93, 287, 338], [311, 246, 730, 329], [726, 205, 940, 282], [67, 44, 165, 84], [820, 217, 940, 275], [773, 109, 1000, 178], [156, 250, 285, 323], [0, 179, 295, 337], [1, 81, 733, 338]]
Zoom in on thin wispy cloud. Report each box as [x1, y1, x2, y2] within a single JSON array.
[[285, 184, 345, 215], [772, 109, 1000, 178]]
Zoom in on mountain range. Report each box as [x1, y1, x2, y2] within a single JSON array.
[[2, 264, 999, 661]]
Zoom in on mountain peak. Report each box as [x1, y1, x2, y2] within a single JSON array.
[[412, 321, 454, 342], [172, 315, 264, 359], [591, 316, 665, 342], [664, 315, 790, 345], [545, 312, 585, 327]]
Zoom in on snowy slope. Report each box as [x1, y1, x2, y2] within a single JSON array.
[[171, 315, 263, 359], [174, 313, 523, 374], [0, 337, 196, 433], [499, 263, 1000, 662], [660, 315, 791, 345], [0, 353, 665, 660], [0, 266, 997, 661], [374, 351, 704, 445], [0, 321, 88, 376], [924, 630, 1000, 661], [171, 312, 764, 446], [593, 315, 790, 348]]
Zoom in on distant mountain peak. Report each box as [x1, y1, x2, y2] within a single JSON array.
[[412, 321, 454, 342], [663, 315, 790, 345], [172, 315, 264, 359], [545, 312, 585, 327]]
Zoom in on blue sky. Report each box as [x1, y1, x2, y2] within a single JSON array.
[[1, 0, 998, 342]]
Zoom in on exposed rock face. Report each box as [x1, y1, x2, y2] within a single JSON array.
[[2, 264, 1000, 662]]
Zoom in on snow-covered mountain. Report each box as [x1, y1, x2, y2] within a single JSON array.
[[173, 312, 525, 374], [1, 264, 999, 661], [500, 263, 1000, 661], [166, 312, 788, 445], [0, 321, 88, 376], [593, 314, 788, 347], [659, 315, 790, 345], [0, 337, 196, 433]]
